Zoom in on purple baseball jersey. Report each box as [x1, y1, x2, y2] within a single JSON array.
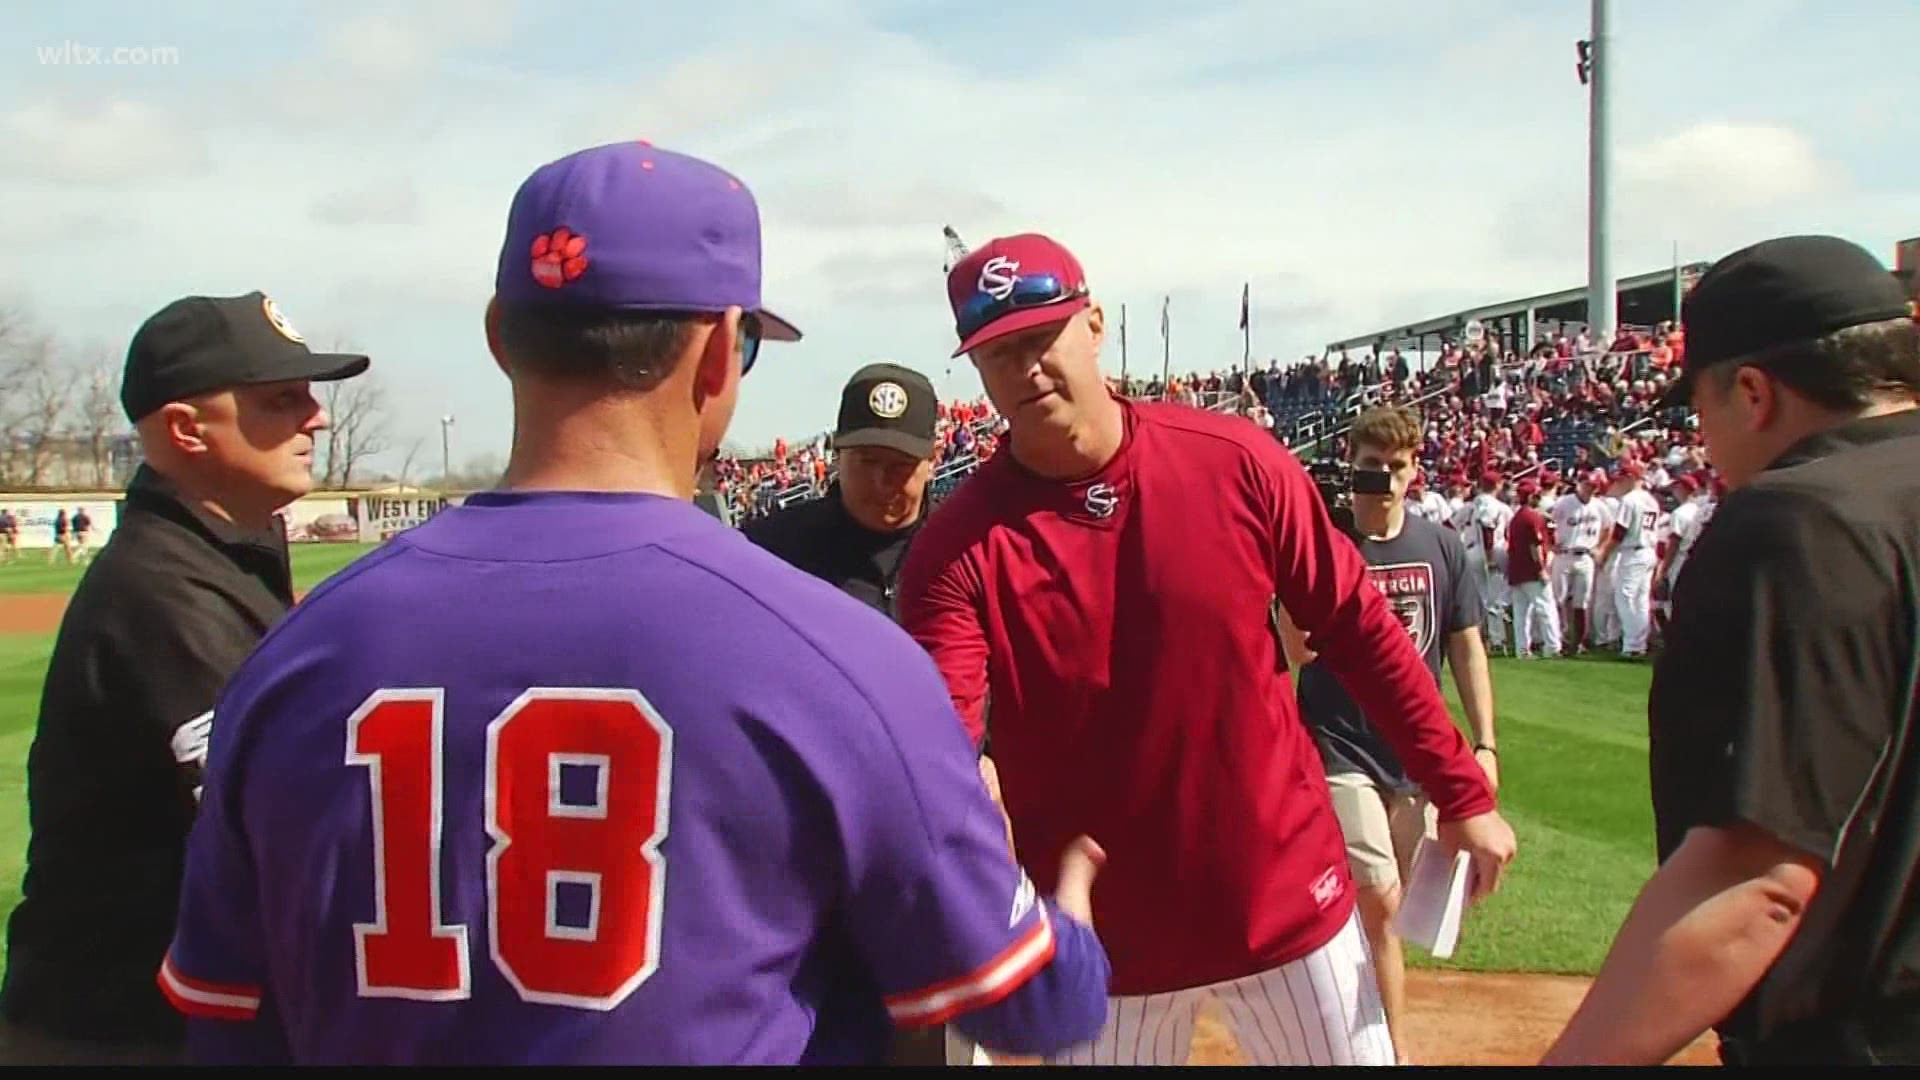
[[160, 491, 1108, 1064]]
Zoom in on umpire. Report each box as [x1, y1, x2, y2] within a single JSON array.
[[743, 361, 948, 1066], [0, 292, 367, 1063], [1544, 234, 1920, 1065], [744, 362, 939, 616]]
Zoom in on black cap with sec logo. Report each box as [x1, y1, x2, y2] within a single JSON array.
[[832, 362, 938, 460], [121, 291, 371, 423], [1661, 234, 1912, 409]]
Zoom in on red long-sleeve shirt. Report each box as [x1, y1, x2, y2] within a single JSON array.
[[897, 396, 1495, 995]]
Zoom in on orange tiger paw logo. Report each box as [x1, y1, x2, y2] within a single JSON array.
[[531, 227, 589, 288]]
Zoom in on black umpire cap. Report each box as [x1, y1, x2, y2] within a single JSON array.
[[1660, 234, 1913, 409], [832, 362, 938, 460], [122, 291, 371, 423]]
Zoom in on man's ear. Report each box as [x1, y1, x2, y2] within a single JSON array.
[[155, 403, 208, 455], [690, 308, 740, 402], [1733, 366, 1777, 430], [484, 296, 511, 380]]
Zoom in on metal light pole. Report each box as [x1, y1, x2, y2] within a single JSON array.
[[440, 415, 454, 487], [1584, 0, 1615, 344]]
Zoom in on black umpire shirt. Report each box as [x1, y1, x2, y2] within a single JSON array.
[[1648, 407, 1920, 1063], [0, 464, 294, 1045], [743, 483, 923, 618]]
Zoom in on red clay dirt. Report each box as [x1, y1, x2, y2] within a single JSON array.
[[979, 970, 1718, 1066], [0, 593, 69, 635], [1186, 969, 1720, 1066]]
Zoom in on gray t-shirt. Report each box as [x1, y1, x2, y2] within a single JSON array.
[[1296, 513, 1484, 792]]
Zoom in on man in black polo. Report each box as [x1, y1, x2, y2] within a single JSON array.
[[744, 362, 962, 1064], [744, 362, 939, 617], [0, 291, 368, 1063], [1544, 234, 1920, 1065]]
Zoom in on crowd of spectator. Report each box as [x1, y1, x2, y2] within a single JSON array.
[[712, 396, 1007, 522], [712, 317, 1708, 525]]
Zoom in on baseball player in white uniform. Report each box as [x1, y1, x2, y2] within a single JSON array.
[[1588, 479, 1624, 649], [1607, 463, 1662, 658], [1444, 473, 1471, 541], [1654, 475, 1717, 616], [1463, 472, 1513, 654], [1548, 470, 1614, 654], [1405, 471, 1454, 527]]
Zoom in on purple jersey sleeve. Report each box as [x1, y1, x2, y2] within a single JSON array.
[[830, 644, 1109, 1054], [159, 695, 289, 1063]]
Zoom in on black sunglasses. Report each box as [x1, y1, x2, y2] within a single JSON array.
[[740, 312, 763, 376]]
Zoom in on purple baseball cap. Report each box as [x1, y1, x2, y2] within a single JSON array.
[[494, 139, 801, 341]]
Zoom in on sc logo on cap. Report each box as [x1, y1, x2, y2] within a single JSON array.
[[978, 256, 1020, 302], [261, 296, 305, 343], [868, 381, 909, 419]]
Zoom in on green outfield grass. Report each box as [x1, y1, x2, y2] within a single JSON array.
[[1418, 654, 1656, 976], [0, 542, 1663, 984], [0, 542, 381, 596]]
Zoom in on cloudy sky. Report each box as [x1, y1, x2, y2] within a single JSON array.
[[3, 0, 1914, 476]]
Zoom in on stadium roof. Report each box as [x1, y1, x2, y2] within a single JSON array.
[[1327, 262, 1712, 355]]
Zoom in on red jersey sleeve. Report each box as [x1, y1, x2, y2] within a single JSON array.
[[1249, 441, 1496, 822], [896, 522, 992, 751]]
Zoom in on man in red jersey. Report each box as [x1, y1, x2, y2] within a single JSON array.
[[897, 233, 1518, 1066]]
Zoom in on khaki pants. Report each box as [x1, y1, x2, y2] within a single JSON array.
[[1325, 770, 1434, 890]]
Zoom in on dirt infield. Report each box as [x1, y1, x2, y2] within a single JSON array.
[[0, 594, 67, 635], [1184, 969, 1719, 1066], [976, 970, 1717, 1066]]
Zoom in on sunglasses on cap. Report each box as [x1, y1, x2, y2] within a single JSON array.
[[956, 273, 1088, 340]]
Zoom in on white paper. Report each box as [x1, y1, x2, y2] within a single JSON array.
[[1393, 836, 1473, 959]]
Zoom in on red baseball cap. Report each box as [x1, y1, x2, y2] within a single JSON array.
[[946, 234, 1092, 358]]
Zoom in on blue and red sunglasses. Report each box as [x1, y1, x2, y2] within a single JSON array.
[[957, 274, 1087, 340]]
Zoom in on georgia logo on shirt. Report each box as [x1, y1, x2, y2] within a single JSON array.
[[1367, 562, 1437, 657]]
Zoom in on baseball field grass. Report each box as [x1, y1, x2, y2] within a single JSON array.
[[0, 544, 1660, 986]]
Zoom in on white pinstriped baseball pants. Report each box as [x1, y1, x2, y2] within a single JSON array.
[[1042, 909, 1394, 1066]]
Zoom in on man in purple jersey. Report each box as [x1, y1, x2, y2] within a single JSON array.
[[158, 140, 1112, 1065]]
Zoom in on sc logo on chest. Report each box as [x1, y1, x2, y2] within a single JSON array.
[[1083, 483, 1119, 519]]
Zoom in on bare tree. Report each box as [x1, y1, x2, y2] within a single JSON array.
[[0, 304, 42, 486], [332, 377, 391, 488], [77, 350, 122, 487], [394, 436, 424, 487], [20, 337, 75, 487], [315, 337, 392, 488]]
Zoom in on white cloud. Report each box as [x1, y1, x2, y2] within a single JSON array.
[[0, 0, 1913, 469], [1621, 122, 1838, 211], [0, 99, 210, 187]]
